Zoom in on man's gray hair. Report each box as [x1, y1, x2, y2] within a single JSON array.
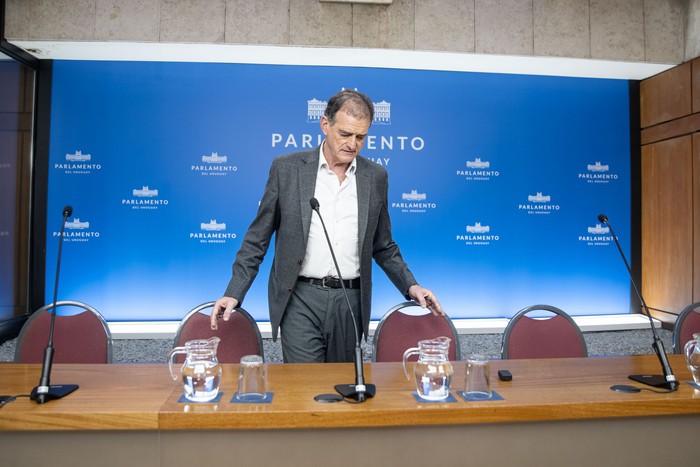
[[324, 89, 374, 124]]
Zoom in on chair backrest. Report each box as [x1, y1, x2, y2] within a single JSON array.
[[14, 300, 113, 363], [673, 301, 700, 354], [501, 304, 588, 359], [372, 301, 461, 362], [173, 301, 264, 363]]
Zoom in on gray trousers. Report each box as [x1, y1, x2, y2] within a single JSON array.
[[280, 280, 361, 363]]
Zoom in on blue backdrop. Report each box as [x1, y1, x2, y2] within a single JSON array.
[[46, 60, 632, 321]]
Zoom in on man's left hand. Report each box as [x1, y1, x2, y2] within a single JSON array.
[[408, 284, 445, 317]]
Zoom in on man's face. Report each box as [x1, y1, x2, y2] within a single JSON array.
[[320, 108, 371, 168]]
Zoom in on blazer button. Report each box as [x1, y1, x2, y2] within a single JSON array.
[[287, 288, 293, 293], [297, 259, 303, 265]]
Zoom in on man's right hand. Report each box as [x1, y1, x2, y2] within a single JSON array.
[[210, 296, 239, 330]]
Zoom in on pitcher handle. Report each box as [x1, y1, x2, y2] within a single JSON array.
[[168, 346, 187, 380], [402, 347, 420, 380]]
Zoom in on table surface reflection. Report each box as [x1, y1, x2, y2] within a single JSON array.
[[1, 354, 699, 431]]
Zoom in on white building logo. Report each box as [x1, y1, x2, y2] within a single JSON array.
[[467, 158, 489, 169], [457, 157, 499, 181], [578, 223, 612, 246], [587, 162, 609, 172], [307, 98, 326, 123], [578, 161, 619, 184], [518, 192, 560, 215], [202, 152, 227, 163], [66, 218, 89, 229], [66, 150, 91, 162], [373, 100, 391, 124], [122, 185, 168, 210], [587, 223, 610, 235], [191, 151, 238, 176], [528, 192, 551, 203], [456, 222, 499, 245], [54, 150, 102, 174], [392, 189, 436, 213], [200, 219, 226, 231], [133, 186, 158, 197], [306, 94, 391, 125], [190, 219, 237, 244], [54, 217, 99, 242], [466, 222, 490, 233], [402, 190, 426, 201]]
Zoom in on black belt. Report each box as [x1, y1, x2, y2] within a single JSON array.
[[297, 276, 361, 289]]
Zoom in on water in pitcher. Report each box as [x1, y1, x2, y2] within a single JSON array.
[[181, 360, 222, 402], [413, 361, 453, 401], [686, 333, 700, 384]]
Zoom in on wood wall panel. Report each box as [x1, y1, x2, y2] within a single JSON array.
[[641, 57, 700, 327], [640, 62, 691, 128], [693, 58, 700, 115], [641, 136, 693, 322], [640, 113, 700, 145]]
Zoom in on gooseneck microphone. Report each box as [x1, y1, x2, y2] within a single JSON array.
[[310, 198, 376, 402], [598, 214, 678, 391], [31, 205, 79, 404]]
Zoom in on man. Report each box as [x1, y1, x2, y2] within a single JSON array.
[[210, 89, 443, 363]]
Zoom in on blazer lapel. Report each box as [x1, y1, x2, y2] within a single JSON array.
[[356, 160, 371, 256], [299, 148, 320, 241]]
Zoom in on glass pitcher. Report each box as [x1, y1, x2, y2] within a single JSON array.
[[684, 333, 700, 384], [169, 337, 222, 402], [403, 336, 453, 400]]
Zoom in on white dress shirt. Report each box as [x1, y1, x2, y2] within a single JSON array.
[[299, 144, 360, 280]]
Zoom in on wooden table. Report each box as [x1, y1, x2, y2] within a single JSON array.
[[1, 355, 698, 466]]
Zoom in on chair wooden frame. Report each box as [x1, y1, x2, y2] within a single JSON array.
[[14, 300, 113, 363], [173, 301, 264, 363], [371, 301, 462, 362], [672, 301, 700, 354], [501, 304, 588, 360]]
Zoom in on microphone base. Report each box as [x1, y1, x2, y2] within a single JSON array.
[[335, 383, 376, 402], [628, 374, 676, 390], [30, 384, 79, 404]]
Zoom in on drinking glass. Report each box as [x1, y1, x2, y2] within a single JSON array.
[[236, 355, 266, 401], [464, 355, 491, 399]]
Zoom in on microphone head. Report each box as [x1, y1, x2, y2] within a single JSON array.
[[310, 198, 320, 211], [63, 205, 73, 218], [597, 213, 608, 224]]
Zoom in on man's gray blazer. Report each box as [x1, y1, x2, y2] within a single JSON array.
[[224, 146, 417, 341]]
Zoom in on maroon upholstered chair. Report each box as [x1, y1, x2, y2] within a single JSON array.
[[501, 305, 587, 359], [14, 300, 113, 363], [371, 301, 461, 362], [173, 301, 264, 363], [673, 301, 700, 354]]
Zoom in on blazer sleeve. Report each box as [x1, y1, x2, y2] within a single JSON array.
[[370, 169, 417, 296], [223, 159, 281, 303]]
